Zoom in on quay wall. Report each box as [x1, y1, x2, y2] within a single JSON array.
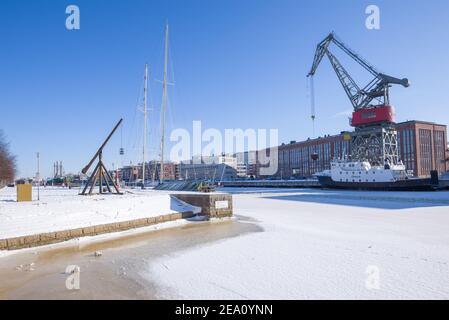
[[0, 211, 194, 251]]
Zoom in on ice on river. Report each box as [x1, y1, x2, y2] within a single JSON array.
[[146, 188, 449, 299]]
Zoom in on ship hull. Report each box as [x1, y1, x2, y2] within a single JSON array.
[[316, 175, 442, 191]]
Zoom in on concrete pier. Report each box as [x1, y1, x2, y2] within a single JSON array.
[[172, 193, 233, 218]]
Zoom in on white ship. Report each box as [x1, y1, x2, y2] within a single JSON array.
[[315, 159, 442, 190]]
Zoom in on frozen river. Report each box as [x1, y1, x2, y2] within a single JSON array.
[[1, 188, 449, 299], [0, 216, 260, 299]]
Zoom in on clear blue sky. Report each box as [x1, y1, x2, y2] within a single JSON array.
[[1, 0, 449, 177]]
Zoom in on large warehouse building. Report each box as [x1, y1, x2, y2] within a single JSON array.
[[271, 120, 448, 179]]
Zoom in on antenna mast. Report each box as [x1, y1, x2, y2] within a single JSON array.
[[142, 63, 148, 188], [159, 22, 169, 184]]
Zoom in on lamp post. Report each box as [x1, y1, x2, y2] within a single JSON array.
[[36, 152, 40, 201]]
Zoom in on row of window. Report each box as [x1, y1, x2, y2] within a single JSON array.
[[339, 171, 377, 175], [339, 179, 377, 182], [419, 129, 433, 175], [398, 128, 415, 172], [278, 140, 350, 176], [434, 130, 446, 173]]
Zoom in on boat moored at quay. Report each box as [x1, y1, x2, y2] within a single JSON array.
[[315, 159, 446, 191]]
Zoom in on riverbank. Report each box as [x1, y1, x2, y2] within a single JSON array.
[[0, 216, 255, 299], [0, 187, 200, 243]]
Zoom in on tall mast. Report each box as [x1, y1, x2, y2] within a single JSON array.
[[142, 63, 148, 188], [159, 22, 169, 184]]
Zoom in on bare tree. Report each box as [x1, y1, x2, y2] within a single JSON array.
[[0, 130, 16, 185]]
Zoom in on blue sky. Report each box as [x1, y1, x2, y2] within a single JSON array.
[[1, 0, 449, 177]]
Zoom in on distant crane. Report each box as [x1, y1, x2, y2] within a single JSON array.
[[307, 32, 410, 166]]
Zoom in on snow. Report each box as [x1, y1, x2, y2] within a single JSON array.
[[0, 187, 199, 239], [146, 188, 449, 299]]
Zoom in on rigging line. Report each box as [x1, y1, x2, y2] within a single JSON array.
[[161, 37, 176, 155], [134, 120, 143, 152], [151, 24, 167, 90], [168, 34, 176, 84], [166, 77, 176, 132], [220, 163, 226, 183], [167, 85, 178, 147], [148, 70, 156, 113], [148, 87, 158, 153], [166, 95, 175, 136], [126, 76, 145, 158], [130, 67, 149, 166]]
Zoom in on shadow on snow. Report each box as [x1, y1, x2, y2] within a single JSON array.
[[263, 191, 449, 209]]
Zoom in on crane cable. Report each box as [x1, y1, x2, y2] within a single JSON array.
[[120, 123, 124, 167], [306, 75, 316, 137]]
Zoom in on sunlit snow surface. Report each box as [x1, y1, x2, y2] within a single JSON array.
[[146, 188, 449, 299], [0, 187, 198, 239]]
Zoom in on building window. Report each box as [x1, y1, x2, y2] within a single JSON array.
[[434, 130, 446, 174], [419, 129, 432, 176]]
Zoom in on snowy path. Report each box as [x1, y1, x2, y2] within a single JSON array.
[[0, 187, 197, 239], [146, 189, 449, 299]]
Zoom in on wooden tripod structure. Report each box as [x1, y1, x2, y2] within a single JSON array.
[[80, 119, 123, 195]]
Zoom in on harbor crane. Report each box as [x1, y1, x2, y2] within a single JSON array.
[[307, 32, 410, 166], [307, 32, 409, 127]]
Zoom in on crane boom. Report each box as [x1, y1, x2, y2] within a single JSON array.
[[307, 32, 409, 118]]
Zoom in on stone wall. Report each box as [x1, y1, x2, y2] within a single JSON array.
[[0, 211, 194, 251]]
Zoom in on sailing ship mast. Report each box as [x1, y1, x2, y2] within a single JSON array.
[[142, 63, 148, 188], [159, 22, 169, 184]]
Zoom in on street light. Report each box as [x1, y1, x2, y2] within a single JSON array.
[[36, 152, 40, 201]]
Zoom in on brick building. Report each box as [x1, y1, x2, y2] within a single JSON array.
[[120, 161, 177, 183], [275, 135, 350, 179], [266, 120, 448, 179], [396, 121, 448, 177]]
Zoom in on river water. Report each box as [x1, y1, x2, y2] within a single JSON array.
[[0, 216, 262, 299]]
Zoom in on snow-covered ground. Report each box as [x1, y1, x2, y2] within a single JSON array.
[[146, 188, 449, 299], [0, 187, 198, 239]]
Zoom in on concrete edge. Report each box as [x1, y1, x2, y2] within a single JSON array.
[[0, 211, 195, 251], [172, 193, 233, 218]]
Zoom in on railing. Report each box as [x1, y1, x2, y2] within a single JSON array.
[[221, 180, 320, 188]]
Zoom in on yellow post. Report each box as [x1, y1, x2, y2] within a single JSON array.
[[17, 184, 32, 202]]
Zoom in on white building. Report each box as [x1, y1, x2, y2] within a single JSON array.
[[236, 163, 248, 177], [179, 154, 238, 181]]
